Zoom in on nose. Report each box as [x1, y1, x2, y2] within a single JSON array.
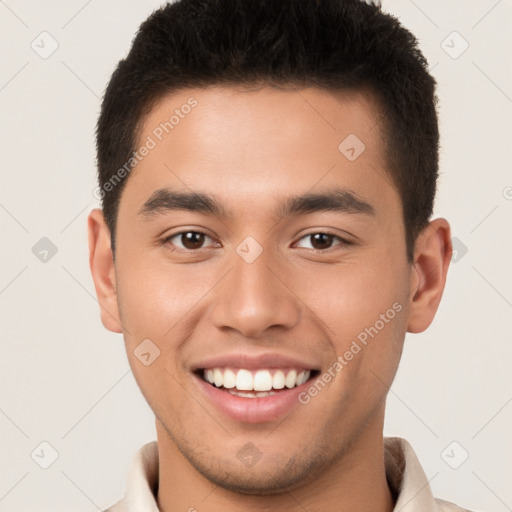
[[210, 248, 301, 339]]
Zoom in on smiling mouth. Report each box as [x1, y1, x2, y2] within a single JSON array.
[[197, 367, 320, 398]]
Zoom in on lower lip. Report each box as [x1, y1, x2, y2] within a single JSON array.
[[193, 374, 311, 424]]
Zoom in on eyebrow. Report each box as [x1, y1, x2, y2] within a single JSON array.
[[138, 187, 375, 219], [278, 187, 374, 217], [138, 189, 227, 218]]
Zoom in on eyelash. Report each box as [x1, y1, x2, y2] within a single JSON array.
[[162, 229, 218, 251], [161, 230, 350, 252], [294, 231, 349, 251]]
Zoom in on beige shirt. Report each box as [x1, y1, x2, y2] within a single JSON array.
[[104, 437, 472, 512]]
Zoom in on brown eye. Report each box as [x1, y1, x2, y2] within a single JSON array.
[[165, 231, 216, 250], [310, 233, 334, 250], [181, 232, 205, 249], [295, 232, 344, 250]]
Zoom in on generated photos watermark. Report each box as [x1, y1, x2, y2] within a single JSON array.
[[298, 301, 403, 405], [93, 97, 198, 200]]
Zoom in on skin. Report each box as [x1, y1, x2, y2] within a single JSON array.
[[88, 86, 452, 512]]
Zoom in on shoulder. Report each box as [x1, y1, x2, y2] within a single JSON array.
[[102, 500, 126, 512], [435, 497, 477, 511], [102, 504, 121, 512]]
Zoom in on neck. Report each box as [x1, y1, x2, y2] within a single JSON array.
[[155, 413, 394, 512]]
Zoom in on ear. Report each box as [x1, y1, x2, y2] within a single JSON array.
[[407, 218, 452, 333], [87, 208, 123, 333]]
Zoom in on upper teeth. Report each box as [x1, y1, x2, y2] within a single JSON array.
[[203, 368, 311, 391]]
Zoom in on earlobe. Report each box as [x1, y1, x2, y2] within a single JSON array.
[[87, 208, 123, 334], [407, 218, 452, 334]]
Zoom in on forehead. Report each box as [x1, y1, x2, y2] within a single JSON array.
[[121, 85, 399, 219]]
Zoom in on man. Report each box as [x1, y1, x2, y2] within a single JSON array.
[[88, 0, 470, 510]]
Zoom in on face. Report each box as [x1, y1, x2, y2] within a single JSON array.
[[97, 86, 419, 492]]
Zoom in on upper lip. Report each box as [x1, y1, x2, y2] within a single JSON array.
[[191, 352, 320, 372]]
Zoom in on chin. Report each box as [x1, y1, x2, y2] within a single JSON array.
[[188, 448, 329, 496]]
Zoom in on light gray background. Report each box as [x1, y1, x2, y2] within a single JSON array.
[[1, 1, 511, 511]]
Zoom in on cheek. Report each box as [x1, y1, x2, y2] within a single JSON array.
[[296, 264, 408, 425], [296, 256, 408, 380], [115, 256, 206, 339], [298, 258, 406, 332], [114, 259, 204, 415]]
